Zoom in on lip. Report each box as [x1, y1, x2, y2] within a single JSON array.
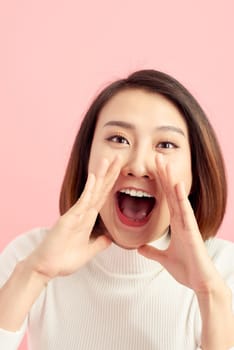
[[114, 189, 156, 228]]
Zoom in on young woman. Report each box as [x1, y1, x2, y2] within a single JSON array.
[[0, 70, 234, 350]]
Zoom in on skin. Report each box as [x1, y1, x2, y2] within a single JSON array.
[[87, 89, 234, 348], [88, 88, 192, 249], [0, 88, 233, 348]]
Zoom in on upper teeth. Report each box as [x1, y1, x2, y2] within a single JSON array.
[[119, 189, 153, 198]]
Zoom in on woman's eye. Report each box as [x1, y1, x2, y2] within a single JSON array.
[[157, 141, 177, 149], [107, 135, 129, 144]]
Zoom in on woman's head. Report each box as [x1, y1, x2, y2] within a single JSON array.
[[59, 69, 227, 242]]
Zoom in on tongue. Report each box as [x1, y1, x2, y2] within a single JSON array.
[[118, 194, 154, 221], [123, 204, 148, 220]]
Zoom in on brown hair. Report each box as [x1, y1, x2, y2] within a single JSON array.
[[59, 69, 227, 240]]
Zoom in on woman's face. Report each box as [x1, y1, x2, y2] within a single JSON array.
[[88, 89, 192, 249]]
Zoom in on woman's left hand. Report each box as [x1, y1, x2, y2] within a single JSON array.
[[138, 154, 222, 294]]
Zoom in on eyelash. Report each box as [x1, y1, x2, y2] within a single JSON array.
[[106, 135, 178, 149], [106, 134, 130, 145], [157, 141, 178, 149]]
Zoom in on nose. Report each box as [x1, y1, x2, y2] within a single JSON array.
[[121, 148, 155, 179]]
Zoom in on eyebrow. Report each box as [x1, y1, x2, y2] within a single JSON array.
[[103, 120, 185, 137]]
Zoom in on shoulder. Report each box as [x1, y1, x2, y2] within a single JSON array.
[[205, 237, 234, 275], [0, 227, 48, 260], [0, 227, 48, 286], [205, 236, 234, 258]]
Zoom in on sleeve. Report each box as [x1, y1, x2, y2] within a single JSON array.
[[196, 348, 234, 350], [0, 227, 47, 349], [213, 240, 234, 312], [0, 324, 27, 350]]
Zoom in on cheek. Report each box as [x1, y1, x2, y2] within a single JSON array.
[[88, 140, 101, 173], [185, 167, 193, 194], [88, 151, 99, 173]]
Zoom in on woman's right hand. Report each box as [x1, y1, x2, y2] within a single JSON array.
[[26, 157, 121, 281]]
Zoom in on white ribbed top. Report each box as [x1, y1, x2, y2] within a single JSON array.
[[0, 227, 234, 350], [93, 230, 169, 276]]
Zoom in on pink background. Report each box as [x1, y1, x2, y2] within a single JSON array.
[[0, 1, 234, 349]]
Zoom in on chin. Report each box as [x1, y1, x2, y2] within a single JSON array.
[[113, 240, 141, 250], [106, 231, 149, 250]]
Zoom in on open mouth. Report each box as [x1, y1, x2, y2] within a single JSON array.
[[115, 189, 156, 227]]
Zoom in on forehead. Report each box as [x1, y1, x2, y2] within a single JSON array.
[[97, 88, 188, 132]]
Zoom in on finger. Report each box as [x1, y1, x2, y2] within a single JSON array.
[[175, 181, 200, 233], [166, 162, 185, 221], [70, 172, 96, 213], [69, 158, 110, 216], [138, 244, 166, 265], [84, 158, 110, 207], [155, 154, 172, 201], [91, 156, 121, 211], [105, 154, 122, 180], [88, 158, 111, 207], [78, 173, 96, 203], [156, 159, 201, 240], [95, 157, 111, 178], [82, 158, 110, 205], [81, 207, 100, 232], [59, 205, 98, 237], [68, 156, 121, 219], [96, 156, 122, 209], [155, 155, 182, 223]]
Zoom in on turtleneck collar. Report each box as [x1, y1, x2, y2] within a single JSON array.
[[92, 230, 170, 277]]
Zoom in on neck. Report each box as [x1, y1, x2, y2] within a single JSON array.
[[92, 230, 170, 277]]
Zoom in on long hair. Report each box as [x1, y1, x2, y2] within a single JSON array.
[[59, 70, 227, 240]]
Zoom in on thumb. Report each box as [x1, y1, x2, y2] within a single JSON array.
[[87, 235, 112, 258], [138, 245, 166, 265]]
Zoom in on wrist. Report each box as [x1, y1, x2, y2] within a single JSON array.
[[196, 279, 234, 350], [195, 276, 231, 302], [18, 258, 51, 286], [0, 259, 50, 332]]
